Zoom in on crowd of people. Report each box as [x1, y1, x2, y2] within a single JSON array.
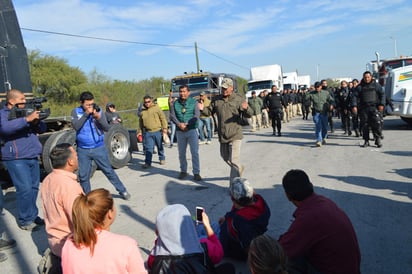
[[0, 72, 386, 272]]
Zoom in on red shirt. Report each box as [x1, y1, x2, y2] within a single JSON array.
[[279, 193, 361, 274]]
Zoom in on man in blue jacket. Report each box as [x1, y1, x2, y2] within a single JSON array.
[[0, 89, 46, 230], [71, 91, 130, 199]]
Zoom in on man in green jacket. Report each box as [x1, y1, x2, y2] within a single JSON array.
[[248, 91, 263, 132], [307, 82, 334, 147], [199, 78, 253, 184]]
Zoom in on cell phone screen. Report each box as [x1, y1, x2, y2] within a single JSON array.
[[196, 207, 203, 223]]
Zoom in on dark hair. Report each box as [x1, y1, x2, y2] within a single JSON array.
[[49, 143, 73, 169], [248, 234, 288, 274], [80, 91, 94, 102], [179, 85, 190, 92], [363, 71, 372, 77], [143, 95, 152, 101], [282, 169, 313, 201]]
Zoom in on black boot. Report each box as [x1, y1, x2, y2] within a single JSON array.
[[361, 140, 369, 147], [375, 138, 382, 148]]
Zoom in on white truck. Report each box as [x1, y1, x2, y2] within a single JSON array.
[[298, 75, 311, 90], [283, 72, 299, 91], [245, 64, 283, 98], [368, 53, 412, 125]]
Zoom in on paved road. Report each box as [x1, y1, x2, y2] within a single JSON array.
[[1, 115, 411, 273]]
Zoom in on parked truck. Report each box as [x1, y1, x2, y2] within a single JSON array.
[[171, 71, 238, 98], [368, 52, 412, 125], [0, 0, 132, 186], [245, 64, 283, 98], [283, 72, 299, 91], [298, 75, 311, 90]]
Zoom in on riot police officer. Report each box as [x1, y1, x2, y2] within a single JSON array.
[[264, 85, 286, 136], [352, 71, 385, 147]]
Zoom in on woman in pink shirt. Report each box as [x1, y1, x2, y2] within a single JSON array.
[[61, 188, 147, 274]]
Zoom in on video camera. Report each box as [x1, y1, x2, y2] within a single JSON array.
[[8, 97, 51, 120]]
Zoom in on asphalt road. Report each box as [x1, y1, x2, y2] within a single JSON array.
[[1, 115, 411, 274]]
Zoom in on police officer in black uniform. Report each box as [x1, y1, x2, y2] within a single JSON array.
[[264, 85, 286, 136], [352, 71, 385, 147], [336, 80, 352, 135]]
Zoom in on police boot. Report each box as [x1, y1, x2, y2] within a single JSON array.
[[375, 138, 382, 148], [354, 129, 360, 137], [361, 140, 369, 147]]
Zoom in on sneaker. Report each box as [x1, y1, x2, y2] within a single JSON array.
[[316, 141, 322, 147], [120, 191, 131, 201], [159, 160, 166, 165], [277, 132, 282, 136], [34, 217, 45, 226], [199, 141, 206, 145], [0, 252, 7, 262], [19, 222, 40, 231], [193, 174, 202, 181], [141, 163, 151, 169], [322, 139, 326, 145], [205, 140, 211, 145], [0, 239, 16, 251], [178, 172, 188, 180]]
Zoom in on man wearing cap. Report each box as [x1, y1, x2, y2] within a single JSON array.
[[247, 90, 263, 132], [197, 91, 212, 144], [218, 177, 271, 261], [279, 169, 361, 274], [199, 78, 253, 183], [306, 82, 334, 147]]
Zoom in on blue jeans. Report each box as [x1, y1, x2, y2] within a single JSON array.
[[176, 129, 200, 175], [143, 130, 165, 165], [198, 117, 212, 141], [169, 121, 176, 145], [4, 159, 40, 226], [313, 112, 329, 142], [77, 146, 127, 194]]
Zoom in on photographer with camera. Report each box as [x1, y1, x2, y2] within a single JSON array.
[[0, 89, 47, 231], [71, 91, 131, 200]]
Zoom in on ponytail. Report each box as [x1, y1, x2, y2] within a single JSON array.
[[71, 188, 113, 256]]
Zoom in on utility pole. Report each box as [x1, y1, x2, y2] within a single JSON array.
[[195, 42, 200, 73]]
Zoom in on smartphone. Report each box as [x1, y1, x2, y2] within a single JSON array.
[[196, 206, 204, 223]]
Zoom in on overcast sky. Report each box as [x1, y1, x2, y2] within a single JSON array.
[[14, 0, 412, 84]]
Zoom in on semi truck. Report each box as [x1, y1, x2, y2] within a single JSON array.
[[368, 52, 412, 125], [283, 71, 299, 91], [171, 71, 238, 98], [245, 64, 283, 98], [298, 75, 311, 90], [0, 0, 132, 186]]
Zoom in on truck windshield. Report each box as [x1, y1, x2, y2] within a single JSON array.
[[248, 81, 271, 90], [172, 77, 209, 92], [384, 58, 412, 69]]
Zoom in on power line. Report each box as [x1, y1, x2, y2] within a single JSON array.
[[21, 27, 249, 72]]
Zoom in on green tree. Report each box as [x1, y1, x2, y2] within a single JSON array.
[[28, 50, 88, 103]]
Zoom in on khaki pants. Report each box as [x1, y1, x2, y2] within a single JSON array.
[[250, 114, 262, 131], [220, 140, 242, 184]]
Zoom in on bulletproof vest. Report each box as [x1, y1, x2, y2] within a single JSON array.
[[268, 93, 282, 109], [360, 83, 377, 105]]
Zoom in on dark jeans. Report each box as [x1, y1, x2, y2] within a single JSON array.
[[143, 130, 165, 165], [77, 145, 127, 194], [4, 158, 40, 226]]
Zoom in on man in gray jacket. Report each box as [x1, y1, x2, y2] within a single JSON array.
[[199, 78, 253, 184]]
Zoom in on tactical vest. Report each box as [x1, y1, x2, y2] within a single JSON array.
[[173, 97, 198, 130], [360, 83, 377, 106], [267, 93, 282, 109]]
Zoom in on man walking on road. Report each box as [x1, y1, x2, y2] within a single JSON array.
[[264, 85, 285, 136], [170, 85, 202, 181], [307, 82, 334, 147], [200, 78, 253, 183]]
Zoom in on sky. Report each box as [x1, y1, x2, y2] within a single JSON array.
[[12, 0, 412, 84]]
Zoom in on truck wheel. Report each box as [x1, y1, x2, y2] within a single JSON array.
[[42, 129, 76, 174], [105, 124, 131, 169]]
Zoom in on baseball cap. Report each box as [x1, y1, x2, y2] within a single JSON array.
[[221, 78, 233, 89], [314, 81, 321, 88], [230, 177, 254, 201], [199, 91, 205, 96]]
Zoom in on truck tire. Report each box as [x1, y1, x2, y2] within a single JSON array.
[[104, 124, 131, 169], [42, 129, 76, 174]]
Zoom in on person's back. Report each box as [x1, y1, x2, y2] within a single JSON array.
[[279, 169, 360, 274], [219, 178, 271, 261]]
